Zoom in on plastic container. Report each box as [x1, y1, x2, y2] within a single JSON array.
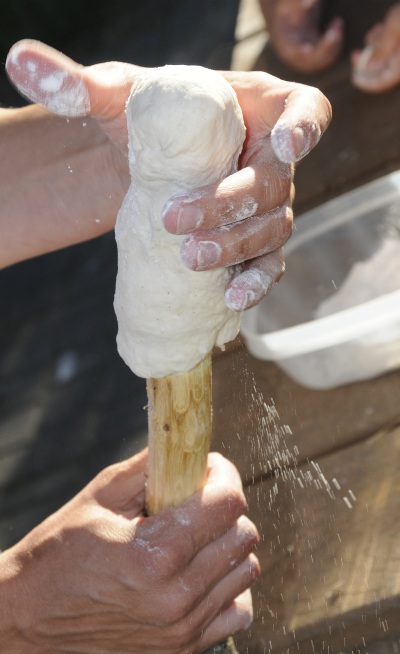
[[241, 171, 400, 389]]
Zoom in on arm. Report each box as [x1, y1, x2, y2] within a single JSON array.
[[0, 105, 129, 269], [0, 450, 259, 654]]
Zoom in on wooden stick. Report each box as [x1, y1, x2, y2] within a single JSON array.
[[146, 352, 212, 516], [145, 352, 238, 654]]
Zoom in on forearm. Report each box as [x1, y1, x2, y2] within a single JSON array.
[[0, 105, 129, 269]]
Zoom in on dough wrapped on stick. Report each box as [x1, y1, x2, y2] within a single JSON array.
[[114, 65, 246, 519]]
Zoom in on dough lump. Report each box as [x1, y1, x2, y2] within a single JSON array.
[[114, 65, 246, 378]]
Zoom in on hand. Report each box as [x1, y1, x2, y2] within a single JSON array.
[[6, 40, 331, 310], [259, 0, 345, 74], [163, 68, 332, 311], [0, 450, 259, 653], [351, 4, 400, 93]]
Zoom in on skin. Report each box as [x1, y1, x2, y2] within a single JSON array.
[[0, 451, 260, 653], [351, 3, 400, 92], [261, 0, 400, 93], [4, 39, 332, 311], [259, 0, 345, 74]]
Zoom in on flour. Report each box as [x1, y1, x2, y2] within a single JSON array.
[[114, 66, 246, 378], [315, 237, 400, 317], [7, 42, 90, 116]]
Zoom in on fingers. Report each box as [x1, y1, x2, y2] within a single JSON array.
[[133, 452, 247, 567], [351, 45, 400, 94], [162, 157, 291, 234], [163, 147, 293, 296], [285, 16, 344, 75], [6, 39, 142, 123], [163, 70, 329, 310], [179, 203, 292, 272], [271, 83, 332, 163], [260, 0, 344, 75], [191, 557, 260, 651], [183, 514, 259, 597], [225, 247, 286, 311], [297, 16, 344, 72], [351, 7, 400, 94], [88, 449, 148, 513], [199, 589, 254, 650]]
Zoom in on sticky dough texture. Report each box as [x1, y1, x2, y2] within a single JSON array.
[[114, 65, 246, 378]]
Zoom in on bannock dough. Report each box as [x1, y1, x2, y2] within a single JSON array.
[[114, 65, 246, 378]]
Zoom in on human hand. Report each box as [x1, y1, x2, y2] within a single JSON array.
[[6, 40, 331, 311], [0, 450, 259, 654], [162, 68, 332, 310], [351, 3, 400, 93], [260, 0, 344, 75]]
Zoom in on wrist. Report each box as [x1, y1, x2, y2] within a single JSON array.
[[0, 548, 42, 654]]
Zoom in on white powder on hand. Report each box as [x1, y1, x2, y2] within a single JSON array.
[[114, 65, 246, 378]]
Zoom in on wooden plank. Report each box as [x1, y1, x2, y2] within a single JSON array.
[[212, 342, 400, 483], [234, 424, 400, 653]]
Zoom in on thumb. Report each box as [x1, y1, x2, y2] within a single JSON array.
[[6, 39, 142, 120], [89, 449, 149, 513]]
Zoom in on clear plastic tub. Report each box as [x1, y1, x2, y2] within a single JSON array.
[[241, 171, 400, 389]]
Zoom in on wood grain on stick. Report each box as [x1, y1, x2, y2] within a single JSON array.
[[146, 352, 212, 516], [145, 353, 238, 653]]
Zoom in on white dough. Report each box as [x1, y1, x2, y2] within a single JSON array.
[[114, 65, 246, 378]]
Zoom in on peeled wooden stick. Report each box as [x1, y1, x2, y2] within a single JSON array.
[[146, 352, 239, 654], [146, 353, 212, 516]]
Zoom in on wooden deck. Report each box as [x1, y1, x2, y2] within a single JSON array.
[[1, 1, 400, 652]]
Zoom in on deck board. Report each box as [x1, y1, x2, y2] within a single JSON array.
[[235, 425, 400, 653], [212, 343, 400, 483]]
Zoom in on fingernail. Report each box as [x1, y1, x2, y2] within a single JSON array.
[[225, 269, 273, 311], [271, 122, 298, 163], [162, 201, 204, 233], [177, 204, 204, 232], [242, 606, 254, 631], [181, 238, 221, 269], [272, 121, 319, 163], [225, 286, 254, 312], [292, 125, 312, 159]]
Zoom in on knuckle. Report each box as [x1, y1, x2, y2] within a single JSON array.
[[92, 463, 117, 488], [225, 485, 248, 518], [247, 552, 262, 580], [150, 541, 183, 580], [239, 515, 260, 548], [136, 512, 199, 581], [158, 582, 195, 625]]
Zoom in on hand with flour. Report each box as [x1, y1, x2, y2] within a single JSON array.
[[0, 450, 259, 653], [5, 39, 331, 308]]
